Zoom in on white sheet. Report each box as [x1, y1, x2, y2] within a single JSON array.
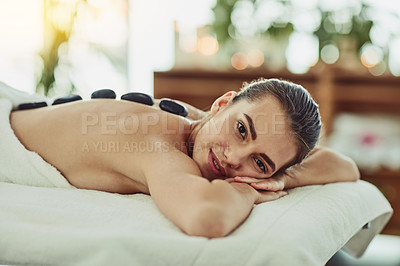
[[0, 81, 394, 265]]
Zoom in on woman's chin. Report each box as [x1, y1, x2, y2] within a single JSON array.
[[199, 167, 216, 181], [201, 169, 213, 181], [203, 171, 225, 181]]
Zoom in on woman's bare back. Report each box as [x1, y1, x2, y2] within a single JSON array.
[[10, 99, 192, 194]]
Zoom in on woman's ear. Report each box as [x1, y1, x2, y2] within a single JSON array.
[[210, 91, 238, 115]]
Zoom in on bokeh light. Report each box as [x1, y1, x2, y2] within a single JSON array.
[[360, 44, 383, 68], [321, 43, 340, 64], [389, 37, 400, 76], [286, 32, 319, 74], [231, 52, 248, 70], [247, 49, 264, 67], [181, 34, 197, 53], [291, 9, 321, 32], [231, 0, 257, 37], [368, 62, 387, 76], [197, 36, 219, 56]]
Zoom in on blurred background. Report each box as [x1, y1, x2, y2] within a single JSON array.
[[1, 0, 399, 96], [0, 0, 400, 263]]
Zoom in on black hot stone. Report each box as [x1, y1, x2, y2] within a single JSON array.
[[91, 89, 116, 99], [121, 92, 154, 106], [17, 101, 48, 110], [159, 99, 188, 117], [52, 94, 82, 105]]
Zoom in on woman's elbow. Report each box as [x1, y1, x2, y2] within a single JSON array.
[[185, 204, 229, 238], [348, 158, 361, 181], [340, 154, 360, 182]]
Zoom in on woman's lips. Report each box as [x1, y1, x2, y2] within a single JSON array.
[[208, 149, 226, 177]]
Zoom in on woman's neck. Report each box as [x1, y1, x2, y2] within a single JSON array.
[[186, 120, 200, 158], [186, 114, 212, 157]]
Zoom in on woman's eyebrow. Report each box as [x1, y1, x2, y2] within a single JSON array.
[[243, 113, 257, 140]]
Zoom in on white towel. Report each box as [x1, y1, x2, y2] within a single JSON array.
[[0, 82, 72, 188], [0, 181, 392, 266], [0, 81, 49, 108]]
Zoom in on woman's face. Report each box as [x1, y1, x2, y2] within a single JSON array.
[[192, 92, 298, 181]]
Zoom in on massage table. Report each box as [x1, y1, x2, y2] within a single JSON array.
[[0, 81, 393, 265]]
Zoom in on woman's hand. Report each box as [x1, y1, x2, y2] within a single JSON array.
[[231, 174, 288, 192], [225, 178, 288, 204]]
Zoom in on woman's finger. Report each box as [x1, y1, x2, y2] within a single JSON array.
[[224, 178, 236, 183], [250, 178, 285, 191], [234, 176, 264, 183], [255, 190, 288, 204]]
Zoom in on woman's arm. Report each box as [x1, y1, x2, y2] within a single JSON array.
[[234, 146, 360, 191], [282, 146, 360, 188], [143, 151, 286, 238]]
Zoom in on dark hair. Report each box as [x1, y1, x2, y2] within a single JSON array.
[[232, 78, 321, 167]]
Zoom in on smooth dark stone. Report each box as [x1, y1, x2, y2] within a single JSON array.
[[52, 94, 82, 105], [91, 89, 116, 99], [159, 99, 188, 117], [121, 92, 154, 106], [17, 101, 48, 110]]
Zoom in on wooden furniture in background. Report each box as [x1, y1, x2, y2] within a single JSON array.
[[154, 67, 400, 235]]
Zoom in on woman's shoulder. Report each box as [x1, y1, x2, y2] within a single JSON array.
[[113, 125, 201, 190]]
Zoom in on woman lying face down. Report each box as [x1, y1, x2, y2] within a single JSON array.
[[10, 78, 360, 238]]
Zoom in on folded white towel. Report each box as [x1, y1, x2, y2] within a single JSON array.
[[0, 82, 73, 188], [0, 81, 49, 108]]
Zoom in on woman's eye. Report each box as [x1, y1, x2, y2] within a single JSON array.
[[255, 158, 266, 173], [236, 121, 246, 139]]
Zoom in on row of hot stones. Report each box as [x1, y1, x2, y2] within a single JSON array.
[[17, 89, 188, 117]]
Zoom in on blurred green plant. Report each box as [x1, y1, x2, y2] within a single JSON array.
[[212, 0, 294, 47], [313, 4, 373, 55], [211, 0, 236, 48], [37, 0, 129, 96], [37, 0, 85, 96], [37, 29, 70, 96], [211, 0, 377, 68]]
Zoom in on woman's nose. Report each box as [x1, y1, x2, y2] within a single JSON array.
[[222, 146, 243, 169]]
